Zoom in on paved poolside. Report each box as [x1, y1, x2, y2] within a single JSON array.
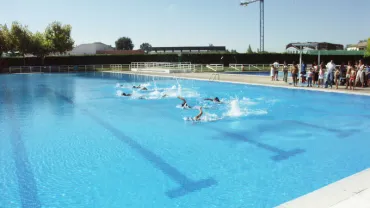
[[114, 71, 370, 96]]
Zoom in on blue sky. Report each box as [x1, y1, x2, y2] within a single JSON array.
[[1, 0, 369, 52]]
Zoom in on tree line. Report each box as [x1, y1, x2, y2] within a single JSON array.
[[0, 21, 74, 64], [115, 37, 152, 54]]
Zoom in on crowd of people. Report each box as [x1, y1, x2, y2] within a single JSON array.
[[270, 59, 370, 90]]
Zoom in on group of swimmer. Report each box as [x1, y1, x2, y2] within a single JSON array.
[[118, 84, 222, 121]]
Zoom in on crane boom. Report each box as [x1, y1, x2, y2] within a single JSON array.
[[240, 0, 260, 6], [240, 0, 264, 52]]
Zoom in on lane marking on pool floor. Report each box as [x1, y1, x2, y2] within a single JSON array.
[[3, 86, 42, 208], [40, 84, 217, 198]]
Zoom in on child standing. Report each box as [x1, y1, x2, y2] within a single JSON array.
[[334, 67, 340, 89], [318, 64, 325, 88], [307, 69, 313, 87], [349, 67, 357, 90]]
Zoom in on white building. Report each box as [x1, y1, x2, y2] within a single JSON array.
[[69, 42, 114, 55], [346, 41, 367, 51]]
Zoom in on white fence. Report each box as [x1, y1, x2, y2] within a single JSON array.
[[4, 63, 305, 74], [130, 62, 193, 73], [7, 64, 131, 73]]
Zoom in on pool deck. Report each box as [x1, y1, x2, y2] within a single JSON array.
[[111, 71, 370, 96], [106, 71, 370, 207], [276, 168, 370, 208]]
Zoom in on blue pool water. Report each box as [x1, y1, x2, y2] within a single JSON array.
[[1, 72, 370, 208]]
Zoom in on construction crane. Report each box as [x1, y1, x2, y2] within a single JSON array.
[[240, 0, 264, 52]]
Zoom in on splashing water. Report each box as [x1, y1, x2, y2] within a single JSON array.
[[226, 100, 243, 117], [116, 90, 123, 96], [152, 77, 158, 91]]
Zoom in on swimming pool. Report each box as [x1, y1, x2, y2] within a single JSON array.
[[1, 72, 370, 208]]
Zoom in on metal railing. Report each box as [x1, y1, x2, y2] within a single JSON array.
[[7, 64, 131, 73], [4, 63, 324, 74]]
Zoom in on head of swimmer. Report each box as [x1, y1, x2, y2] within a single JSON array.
[[214, 97, 220, 102]]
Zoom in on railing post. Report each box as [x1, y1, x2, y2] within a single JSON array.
[[49, 66, 51, 73], [85, 65, 87, 72]]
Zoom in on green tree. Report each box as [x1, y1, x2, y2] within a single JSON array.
[[30, 32, 52, 65], [230, 49, 238, 53], [10, 22, 33, 65], [140, 42, 152, 53], [247, 44, 253, 54], [45, 21, 74, 55], [115, 37, 134, 50], [0, 25, 8, 57], [0, 24, 15, 55], [365, 38, 370, 57]]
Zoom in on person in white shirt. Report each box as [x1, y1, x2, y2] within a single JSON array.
[[273, 61, 280, 81], [355, 59, 365, 88], [325, 60, 336, 88]]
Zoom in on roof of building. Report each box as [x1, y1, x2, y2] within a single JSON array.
[[96, 50, 145, 55], [151, 46, 226, 51], [71, 42, 115, 54], [286, 42, 344, 50]]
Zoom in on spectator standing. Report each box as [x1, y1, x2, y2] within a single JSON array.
[[273, 60, 280, 81], [366, 63, 370, 87], [312, 62, 319, 86], [345, 61, 353, 89], [325, 60, 335, 88], [318, 63, 325, 88], [282, 61, 289, 82], [300, 61, 307, 83], [291, 61, 299, 86], [334, 67, 340, 89], [355, 59, 365, 88], [307, 68, 313, 87]]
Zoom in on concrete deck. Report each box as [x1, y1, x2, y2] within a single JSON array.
[[277, 168, 370, 208], [112, 71, 370, 96]]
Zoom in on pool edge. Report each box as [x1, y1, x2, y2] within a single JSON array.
[[275, 168, 370, 208]]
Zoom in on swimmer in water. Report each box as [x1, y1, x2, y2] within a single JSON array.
[[121, 92, 145, 99], [204, 97, 221, 103], [133, 85, 148, 91], [194, 107, 203, 121], [177, 96, 191, 108], [121, 92, 132, 96]]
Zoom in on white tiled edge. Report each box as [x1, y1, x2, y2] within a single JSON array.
[[276, 168, 370, 208]]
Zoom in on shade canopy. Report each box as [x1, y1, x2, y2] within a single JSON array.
[[286, 42, 344, 50]]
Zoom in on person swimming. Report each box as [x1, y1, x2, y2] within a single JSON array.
[[184, 107, 203, 122], [121, 92, 132, 96], [194, 107, 203, 121], [120, 92, 146, 99], [177, 96, 191, 109], [204, 97, 221, 103], [133, 85, 148, 91]]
